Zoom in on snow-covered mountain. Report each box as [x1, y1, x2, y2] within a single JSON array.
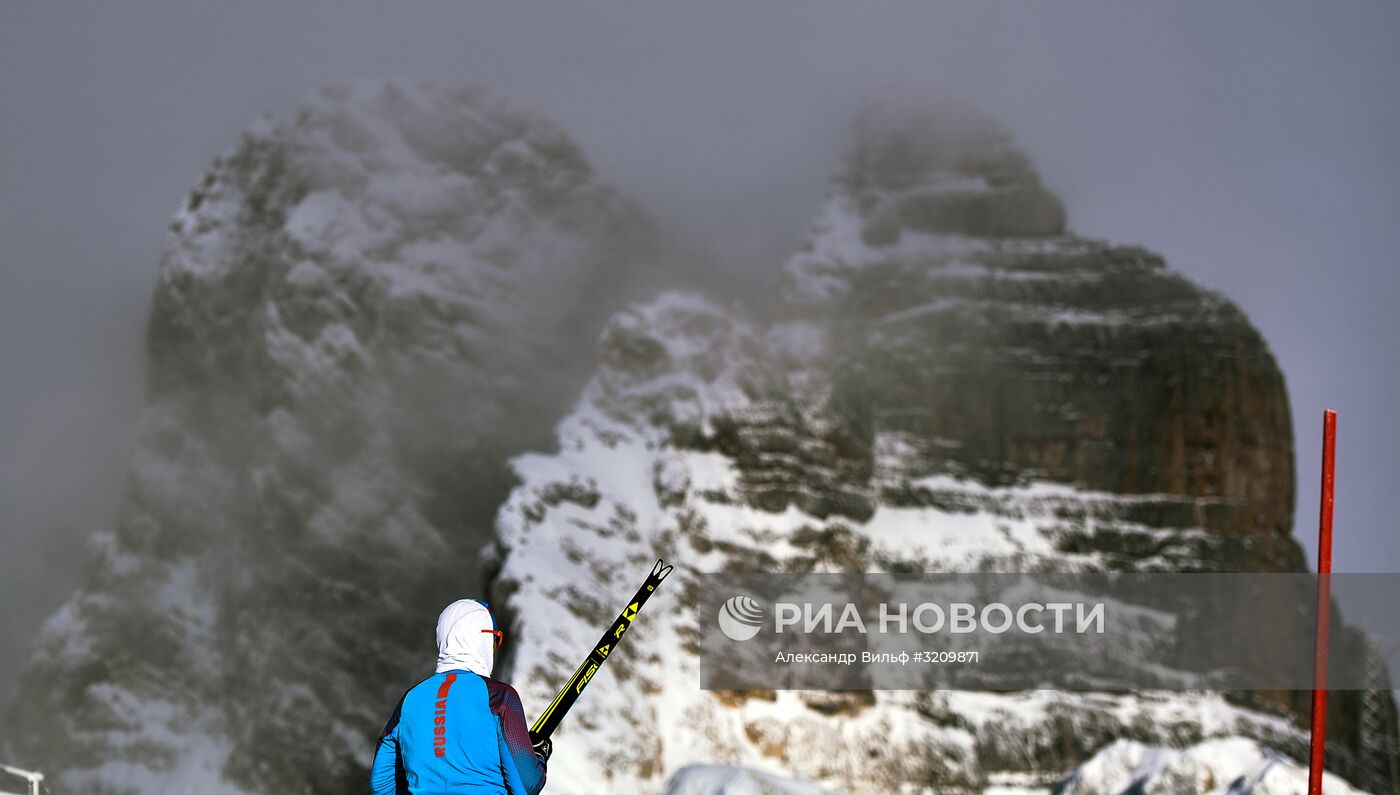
[[4, 89, 1390, 794], [489, 110, 1387, 793], [3, 81, 657, 794], [489, 290, 1322, 793]]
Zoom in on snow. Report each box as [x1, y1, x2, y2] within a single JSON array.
[[666, 764, 840, 795], [781, 194, 999, 302], [1056, 738, 1367, 795]]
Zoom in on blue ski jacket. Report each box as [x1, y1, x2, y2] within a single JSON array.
[[370, 670, 547, 795]]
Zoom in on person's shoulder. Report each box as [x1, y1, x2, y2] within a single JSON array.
[[480, 674, 518, 694], [479, 675, 522, 707], [403, 672, 439, 696]]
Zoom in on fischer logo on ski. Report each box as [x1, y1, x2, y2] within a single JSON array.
[[575, 663, 598, 693]]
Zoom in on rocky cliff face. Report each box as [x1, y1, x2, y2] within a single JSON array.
[[778, 109, 1297, 556], [5, 82, 656, 794], [488, 111, 1377, 793]]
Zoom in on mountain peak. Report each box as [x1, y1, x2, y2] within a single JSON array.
[[8, 82, 656, 795], [835, 104, 1066, 244]]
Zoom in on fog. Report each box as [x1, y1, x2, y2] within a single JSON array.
[[1, 2, 1397, 702]]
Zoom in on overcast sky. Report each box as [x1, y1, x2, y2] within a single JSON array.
[[1, 3, 1397, 698]]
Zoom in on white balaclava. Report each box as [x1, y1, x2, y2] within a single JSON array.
[[435, 599, 496, 676]]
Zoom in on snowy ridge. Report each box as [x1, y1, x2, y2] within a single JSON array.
[[1055, 738, 1364, 795], [662, 738, 1370, 795], [492, 291, 1345, 793], [666, 764, 834, 795]]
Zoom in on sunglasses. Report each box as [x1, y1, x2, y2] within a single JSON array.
[[481, 628, 504, 651], [470, 600, 503, 651]]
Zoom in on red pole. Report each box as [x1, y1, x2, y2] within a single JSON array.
[[1307, 409, 1337, 795]]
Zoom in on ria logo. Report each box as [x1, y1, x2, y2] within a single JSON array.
[[717, 595, 765, 641]]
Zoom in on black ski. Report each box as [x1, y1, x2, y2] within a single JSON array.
[[528, 559, 674, 743]]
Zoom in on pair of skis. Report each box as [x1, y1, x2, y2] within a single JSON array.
[[528, 559, 674, 744]]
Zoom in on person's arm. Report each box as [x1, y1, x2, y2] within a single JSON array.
[[369, 700, 405, 795], [489, 681, 547, 795]]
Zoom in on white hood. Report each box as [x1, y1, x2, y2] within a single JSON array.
[[435, 599, 496, 676]]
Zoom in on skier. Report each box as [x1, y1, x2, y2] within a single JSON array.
[[371, 599, 550, 795]]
